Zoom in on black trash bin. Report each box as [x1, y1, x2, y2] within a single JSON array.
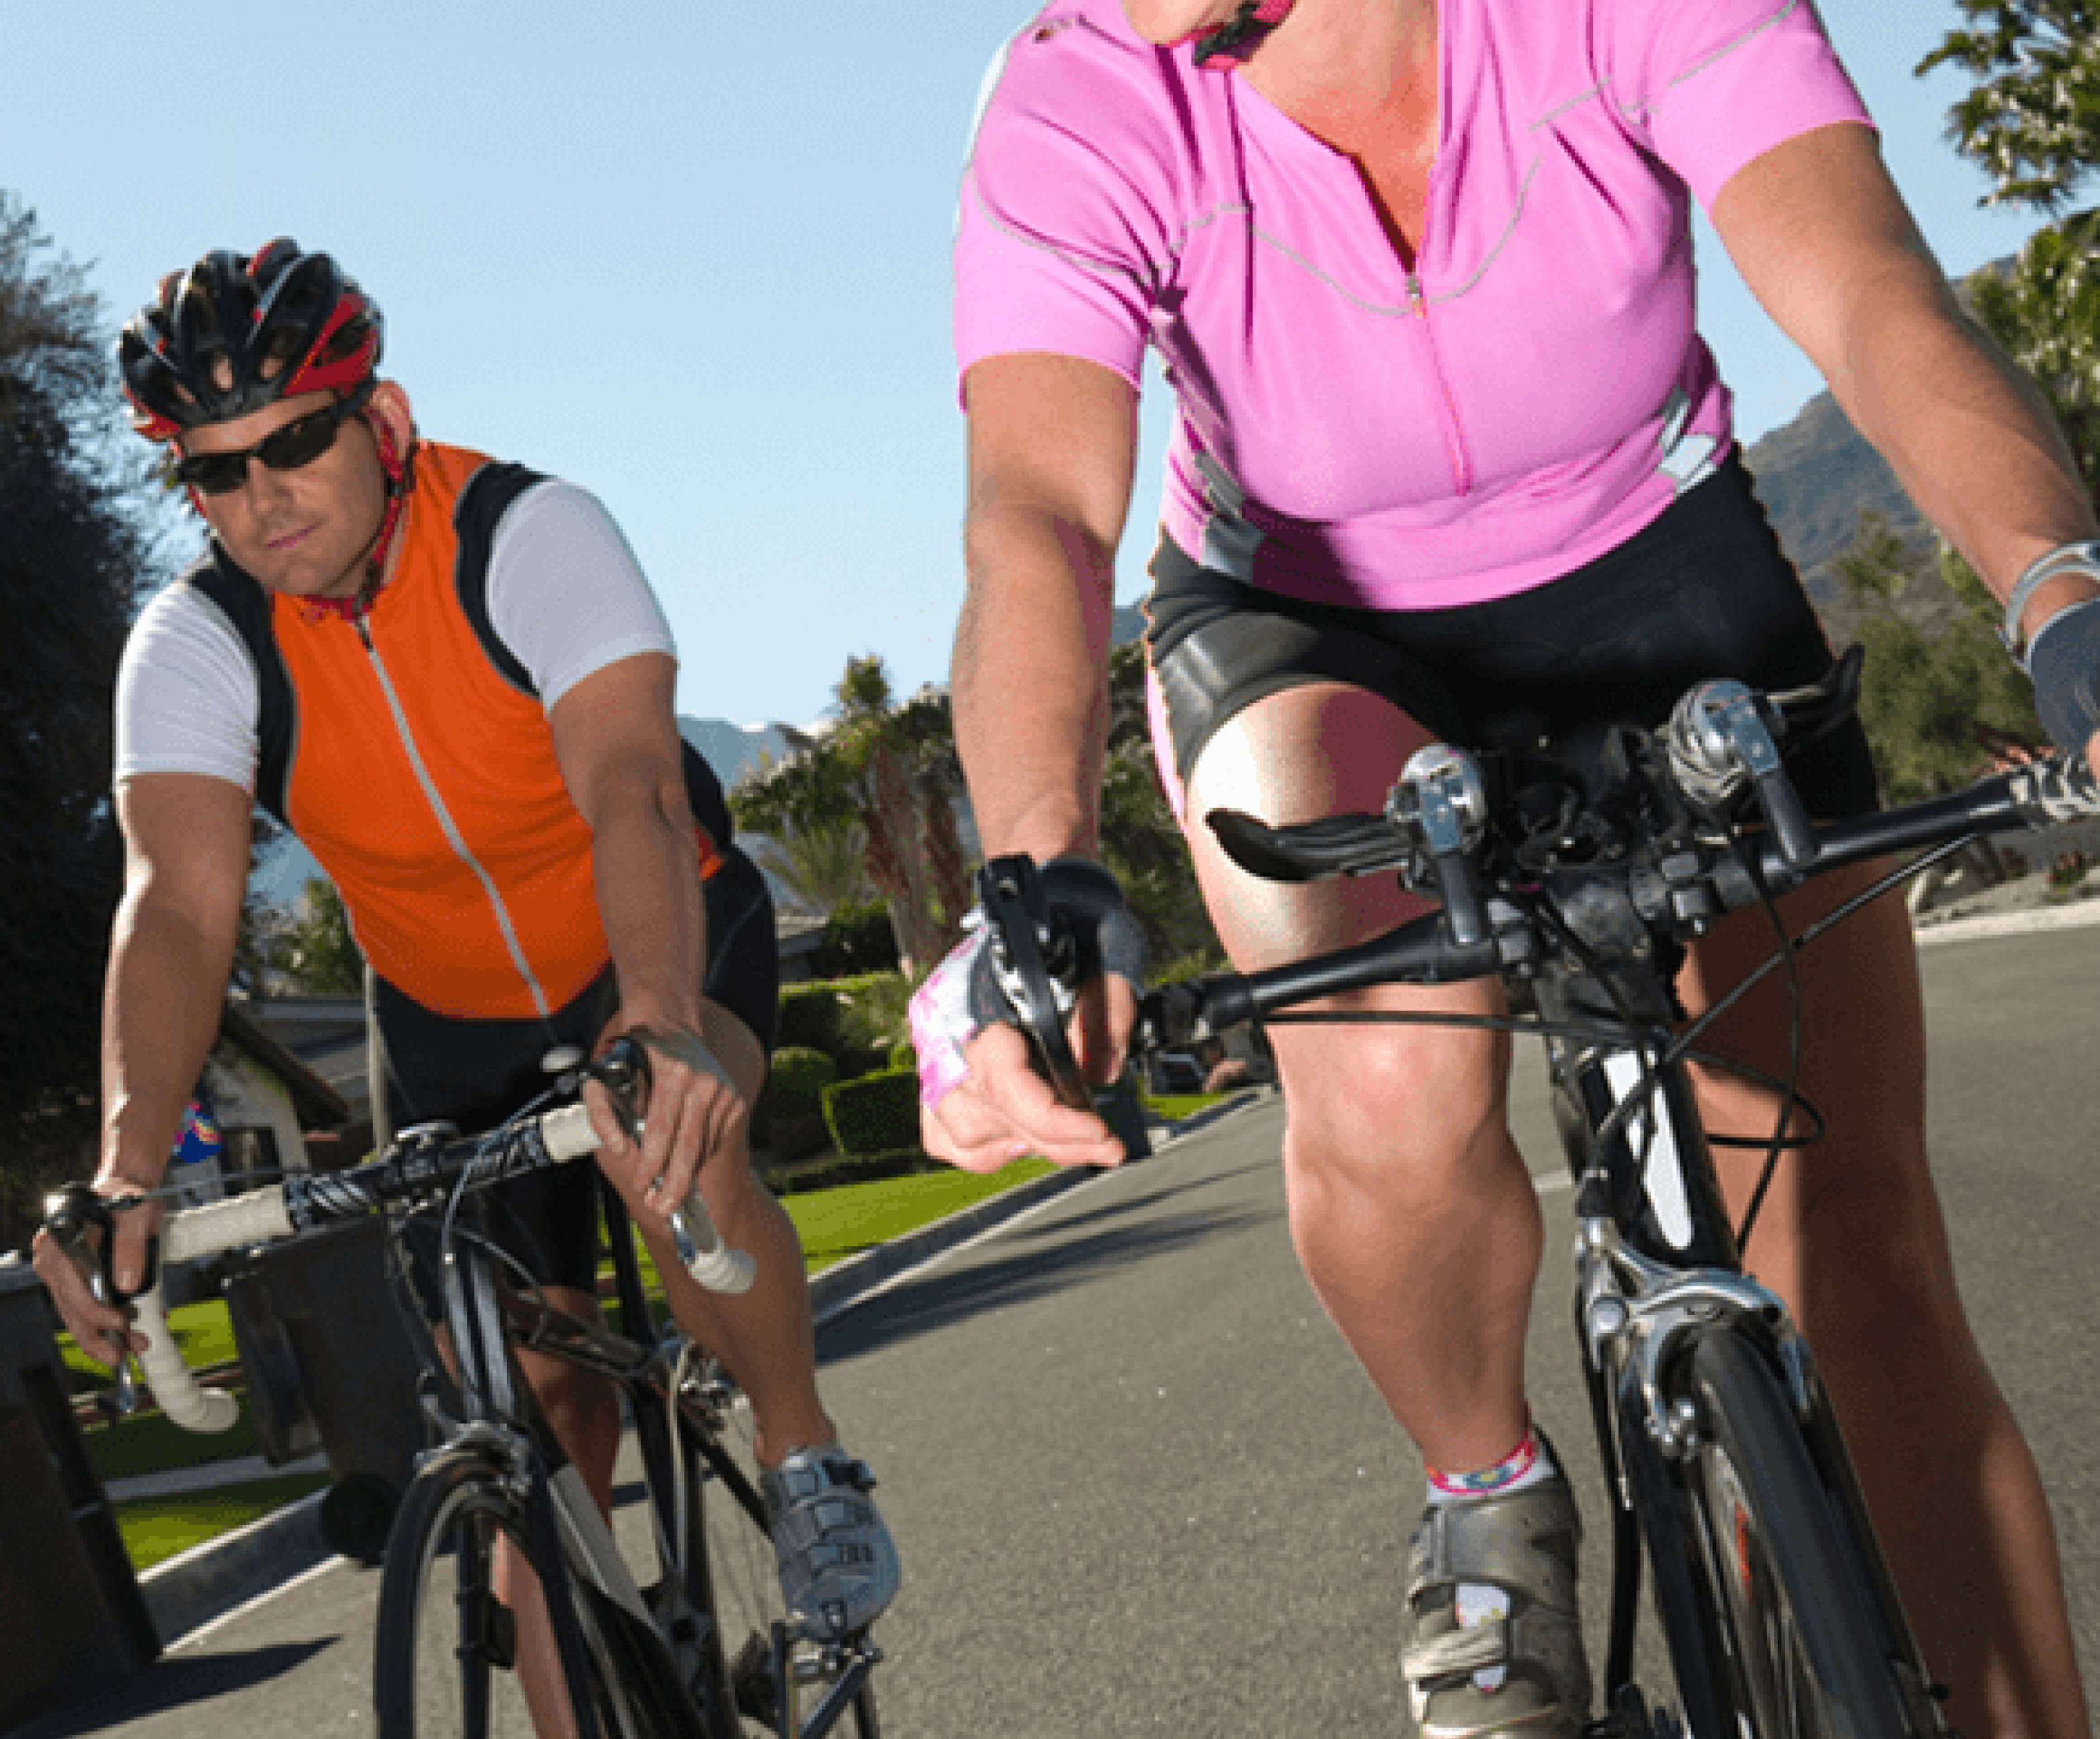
[[0, 1255, 160, 1728], [222, 1215, 429, 1566]]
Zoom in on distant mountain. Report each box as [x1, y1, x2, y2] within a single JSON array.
[[1742, 393, 1934, 606], [677, 716, 797, 791], [1740, 253, 2016, 637]]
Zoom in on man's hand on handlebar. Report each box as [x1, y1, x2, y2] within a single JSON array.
[[31, 1179, 163, 1368], [583, 1016, 748, 1227], [912, 856, 1148, 1172]]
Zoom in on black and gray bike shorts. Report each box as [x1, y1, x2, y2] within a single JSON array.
[[1143, 449, 1880, 825], [375, 839, 779, 1309]]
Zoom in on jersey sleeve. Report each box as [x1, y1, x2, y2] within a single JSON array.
[[954, 6, 1180, 400], [485, 480, 677, 712], [114, 585, 261, 791], [1603, 0, 1873, 211]]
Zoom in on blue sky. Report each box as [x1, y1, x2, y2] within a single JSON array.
[[1, 1, 2046, 733]]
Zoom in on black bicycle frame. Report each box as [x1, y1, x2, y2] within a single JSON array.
[[1532, 955, 1941, 1736]]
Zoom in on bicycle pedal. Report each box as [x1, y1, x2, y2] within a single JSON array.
[[728, 1633, 781, 1726]]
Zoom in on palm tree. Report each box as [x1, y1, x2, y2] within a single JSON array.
[[752, 811, 874, 916]]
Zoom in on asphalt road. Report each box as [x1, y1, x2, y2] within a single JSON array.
[[16, 926, 2097, 1738]]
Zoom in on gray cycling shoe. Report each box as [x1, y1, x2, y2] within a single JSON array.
[[759, 1444, 901, 1640], [1402, 1473, 1590, 1739]]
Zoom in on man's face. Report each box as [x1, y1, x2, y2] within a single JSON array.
[[179, 391, 387, 599]]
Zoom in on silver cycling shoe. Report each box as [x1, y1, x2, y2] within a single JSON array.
[[760, 1443, 902, 1641], [1402, 1474, 1590, 1739]]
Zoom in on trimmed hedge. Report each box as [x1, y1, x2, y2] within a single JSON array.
[[762, 1045, 839, 1113], [776, 985, 851, 1058], [821, 1066, 921, 1158]]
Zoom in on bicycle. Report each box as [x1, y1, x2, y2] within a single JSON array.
[[43, 1037, 883, 1739], [974, 644, 2100, 1739]]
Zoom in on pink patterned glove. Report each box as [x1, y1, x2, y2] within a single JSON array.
[[909, 926, 987, 1108]]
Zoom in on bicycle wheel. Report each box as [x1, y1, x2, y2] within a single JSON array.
[[1657, 1330, 1927, 1739], [374, 1446, 670, 1739], [665, 1358, 881, 1738]]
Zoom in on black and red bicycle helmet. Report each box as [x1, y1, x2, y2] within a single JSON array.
[[118, 239, 383, 441]]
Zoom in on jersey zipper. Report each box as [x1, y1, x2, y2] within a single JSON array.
[[352, 613, 555, 1020], [1406, 270, 1474, 498]]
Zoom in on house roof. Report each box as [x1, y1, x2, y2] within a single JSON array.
[[219, 999, 351, 1128]]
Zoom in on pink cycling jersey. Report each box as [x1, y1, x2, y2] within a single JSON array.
[[955, 0, 1872, 611]]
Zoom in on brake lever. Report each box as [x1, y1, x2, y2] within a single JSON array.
[[42, 1184, 153, 1412], [977, 857, 1093, 1112], [589, 1036, 651, 1142], [1667, 680, 1818, 875]]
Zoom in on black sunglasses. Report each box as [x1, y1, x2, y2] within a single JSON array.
[[173, 381, 375, 496]]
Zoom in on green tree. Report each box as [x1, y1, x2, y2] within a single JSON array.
[[1922, 3, 2100, 488], [733, 656, 970, 972], [1835, 513, 2042, 804], [278, 877, 363, 994], [0, 193, 161, 1245], [1920, 2, 2100, 215], [753, 811, 873, 916]]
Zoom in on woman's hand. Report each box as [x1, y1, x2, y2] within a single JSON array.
[[914, 952, 1138, 1173]]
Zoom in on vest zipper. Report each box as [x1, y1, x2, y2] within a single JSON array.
[[352, 615, 555, 1020]]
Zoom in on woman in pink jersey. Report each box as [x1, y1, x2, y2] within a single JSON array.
[[923, 1, 2099, 1734]]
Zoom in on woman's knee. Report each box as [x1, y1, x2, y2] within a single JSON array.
[[1277, 1025, 1511, 1195]]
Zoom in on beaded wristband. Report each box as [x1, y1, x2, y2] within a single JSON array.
[[2000, 540, 2100, 669]]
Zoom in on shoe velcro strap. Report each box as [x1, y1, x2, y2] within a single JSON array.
[[1401, 1615, 1509, 1685], [1406, 1489, 1579, 1612]]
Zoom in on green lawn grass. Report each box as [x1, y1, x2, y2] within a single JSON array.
[[116, 1473, 330, 1573], [782, 1156, 1058, 1271]]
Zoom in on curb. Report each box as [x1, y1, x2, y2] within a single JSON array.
[[1911, 895, 2100, 947], [142, 1488, 338, 1651], [139, 1098, 1267, 1649]]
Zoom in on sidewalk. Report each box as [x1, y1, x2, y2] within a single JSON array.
[[134, 1095, 1268, 1648]]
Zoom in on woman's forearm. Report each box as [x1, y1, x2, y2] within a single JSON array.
[[954, 499, 1120, 863], [1830, 272, 2098, 636]]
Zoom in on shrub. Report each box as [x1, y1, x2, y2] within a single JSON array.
[[762, 1046, 838, 1114], [821, 1067, 921, 1157], [888, 1038, 917, 1071], [754, 1046, 839, 1164], [809, 899, 900, 979], [775, 985, 849, 1058]]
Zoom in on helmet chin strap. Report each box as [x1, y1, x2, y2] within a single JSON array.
[[1192, 0, 1295, 68], [302, 412, 416, 622]]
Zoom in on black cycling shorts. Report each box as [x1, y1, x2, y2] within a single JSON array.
[[375, 839, 779, 1310], [1144, 449, 1880, 823]]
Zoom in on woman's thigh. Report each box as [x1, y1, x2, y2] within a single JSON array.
[[1180, 678, 1513, 1157]]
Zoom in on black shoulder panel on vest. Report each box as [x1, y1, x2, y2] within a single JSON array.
[[681, 739, 737, 851], [449, 459, 735, 849], [180, 550, 296, 826], [453, 460, 552, 698]]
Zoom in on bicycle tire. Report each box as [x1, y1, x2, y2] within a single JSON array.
[[373, 1445, 671, 1739], [1661, 1329, 1927, 1739], [667, 1360, 883, 1738]]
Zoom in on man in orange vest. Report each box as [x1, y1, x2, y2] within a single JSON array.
[[33, 241, 898, 1694]]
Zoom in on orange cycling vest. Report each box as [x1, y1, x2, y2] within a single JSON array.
[[179, 442, 732, 1021]]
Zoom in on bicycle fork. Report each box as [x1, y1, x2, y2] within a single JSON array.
[[1548, 1035, 1951, 1738]]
